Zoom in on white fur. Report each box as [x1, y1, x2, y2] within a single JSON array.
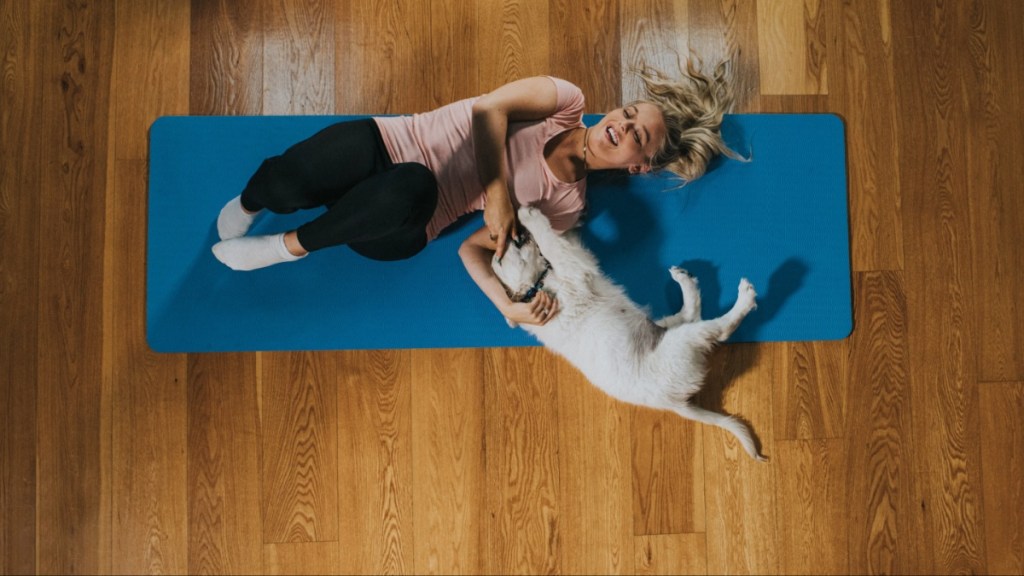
[[493, 206, 766, 461]]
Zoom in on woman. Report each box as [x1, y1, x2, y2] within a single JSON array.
[[212, 61, 736, 327]]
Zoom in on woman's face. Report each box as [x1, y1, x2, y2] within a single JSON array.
[[589, 102, 667, 173]]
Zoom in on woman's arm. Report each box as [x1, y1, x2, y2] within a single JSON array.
[[471, 76, 560, 260], [459, 225, 559, 326]]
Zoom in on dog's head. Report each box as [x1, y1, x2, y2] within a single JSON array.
[[491, 230, 550, 304]]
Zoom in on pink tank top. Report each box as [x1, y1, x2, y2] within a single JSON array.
[[373, 77, 587, 240]]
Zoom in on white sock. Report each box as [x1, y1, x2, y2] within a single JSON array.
[[217, 195, 260, 240], [212, 233, 306, 271]]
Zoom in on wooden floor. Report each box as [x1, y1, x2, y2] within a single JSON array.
[[2, 0, 1022, 574]]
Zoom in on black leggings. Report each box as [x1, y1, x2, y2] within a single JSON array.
[[240, 119, 438, 261]]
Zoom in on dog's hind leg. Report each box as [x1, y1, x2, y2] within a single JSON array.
[[700, 278, 757, 342], [656, 267, 703, 328]]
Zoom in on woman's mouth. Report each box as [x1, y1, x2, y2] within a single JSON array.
[[605, 125, 619, 146]]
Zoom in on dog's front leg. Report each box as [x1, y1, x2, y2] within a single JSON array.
[[518, 207, 598, 281]]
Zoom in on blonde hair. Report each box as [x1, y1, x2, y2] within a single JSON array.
[[632, 59, 741, 183]]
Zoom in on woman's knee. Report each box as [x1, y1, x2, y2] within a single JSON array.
[[241, 156, 308, 213]]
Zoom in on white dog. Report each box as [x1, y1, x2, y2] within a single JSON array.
[[493, 206, 766, 461]]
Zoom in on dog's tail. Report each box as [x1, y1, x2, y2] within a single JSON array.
[[673, 404, 767, 462]]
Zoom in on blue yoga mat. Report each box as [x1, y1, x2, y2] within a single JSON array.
[[147, 114, 851, 352]]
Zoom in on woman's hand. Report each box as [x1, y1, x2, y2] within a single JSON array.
[[502, 291, 560, 326], [484, 193, 516, 260]]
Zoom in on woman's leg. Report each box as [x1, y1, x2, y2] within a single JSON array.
[[218, 119, 389, 240], [294, 162, 437, 255], [213, 162, 438, 270]]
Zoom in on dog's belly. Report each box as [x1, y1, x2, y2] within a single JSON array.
[[528, 308, 663, 405]]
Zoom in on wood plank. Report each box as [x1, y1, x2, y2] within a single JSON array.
[[845, 271, 929, 573], [336, 350, 415, 574], [556, 360, 633, 574], [828, 0, 904, 271], [107, 3, 191, 572], [429, 0, 480, 105], [255, 0, 338, 550], [111, 0, 190, 160], [963, 0, 1024, 382], [186, 2, 265, 572], [264, 541, 341, 575], [261, 0, 334, 114], [550, 0, 620, 111], [702, 343, 778, 574], [109, 161, 189, 575], [892, 1, 987, 572], [187, 353, 264, 574], [410, 349, 486, 575], [687, 0, 761, 111], [772, 340, 847, 440], [190, 0, 263, 115], [483, 347, 561, 575], [260, 352, 338, 543], [979, 383, 1024, 574], [334, 0, 433, 114], [634, 533, 707, 575], [620, 0, 688, 104], [474, 0, 551, 92], [756, 0, 827, 95], [35, 1, 115, 573], [631, 406, 704, 535], [0, 1, 42, 573], [774, 439, 848, 574]]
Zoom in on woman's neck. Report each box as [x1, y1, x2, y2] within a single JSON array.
[[545, 126, 588, 183]]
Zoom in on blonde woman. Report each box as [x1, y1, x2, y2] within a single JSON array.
[[212, 61, 735, 327]]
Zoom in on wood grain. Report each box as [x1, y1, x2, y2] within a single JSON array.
[[35, 1, 115, 572], [109, 161, 189, 575], [893, 0, 987, 572], [688, 0, 761, 111], [634, 533, 707, 575], [260, 352, 338, 543], [106, 3, 191, 572], [411, 349, 486, 575], [756, 0, 828, 95], [963, 0, 1024, 383], [484, 347, 561, 575], [620, 0, 689, 104], [190, 0, 263, 115], [334, 0, 432, 114], [261, 0, 334, 114], [0, 1, 41, 573], [336, 350, 414, 574], [845, 271, 928, 574], [829, 0, 904, 271], [702, 343, 778, 574], [264, 541, 341, 575], [473, 0, 551, 93], [550, 0, 620, 111], [774, 439, 848, 574], [979, 383, 1024, 575], [556, 360, 633, 574], [631, 405, 705, 535], [187, 354, 264, 574], [773, 340, 847, 440]]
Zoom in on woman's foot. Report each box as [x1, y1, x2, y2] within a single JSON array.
[[217, 195, 261, 240], [212, 232, 306, 271]]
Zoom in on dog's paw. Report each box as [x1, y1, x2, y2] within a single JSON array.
[[518, 206, 547, 227], [670, 266, 697, 285], [738, 278, 758, 310]]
